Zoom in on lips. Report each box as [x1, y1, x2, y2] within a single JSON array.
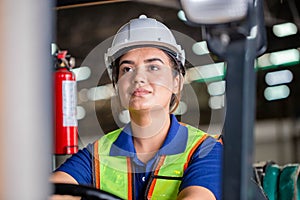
[[131, 88, 151, 97]]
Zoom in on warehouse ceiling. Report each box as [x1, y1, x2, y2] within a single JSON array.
[[55, 0, 300, 141]]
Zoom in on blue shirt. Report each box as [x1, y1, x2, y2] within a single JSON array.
[[56, 114, 223, 200]]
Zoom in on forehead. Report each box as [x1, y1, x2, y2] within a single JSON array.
[[119, 47, 170, 63]]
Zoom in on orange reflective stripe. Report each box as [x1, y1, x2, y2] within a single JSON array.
[[179, 121, 187, 126], [94, 141, 100, 189], [217, 135, 223, 144], [147, 155, 166, 200], [184, 134, 208, 171], [127, 157, 133, 200]]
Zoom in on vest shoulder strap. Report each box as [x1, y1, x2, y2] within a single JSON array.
[[92, 129, 123, 189]]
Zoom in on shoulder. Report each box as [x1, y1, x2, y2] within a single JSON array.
[[194, 136, 223, 159], [98, 128, 123, 143], [179, 129, 223, 200], [94, 129, 123, 149], [184, 124, 222, 155], [56, 144, 93, 167]]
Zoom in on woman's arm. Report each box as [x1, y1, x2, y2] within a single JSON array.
[[50, 171, 78, 184], [49, 172, 80, 200], [51, 145, 93, 185], [49, 145, 93, 200], [177, 186, 216, 200], [178, 137, 223, 200]]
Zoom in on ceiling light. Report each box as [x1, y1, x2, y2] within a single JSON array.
[[257, 53, 271, 69], [51, 43, 58, 55], [273, 22, 297, 37], [177, 10, 187, 22], [209, 95, 225, 110], [264, 85, 290, 101], [269, 49, 300, 66], [207, 81, 226, 96], [71, 66, 91, 81], [87, 84, 115, 101], [173, 101, 188, 115], [265, 70, 293, 86], [78, 88, 89, 103], [192, 41, 209, 55], [119, 110, 130, 124], [76, 106, 86, 120], [186, 62, 225, 83]]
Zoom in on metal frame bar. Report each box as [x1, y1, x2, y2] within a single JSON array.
[[202, 0, 267, 198]]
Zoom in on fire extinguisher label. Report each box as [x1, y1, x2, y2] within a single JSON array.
[[62, 80, 78, 127]]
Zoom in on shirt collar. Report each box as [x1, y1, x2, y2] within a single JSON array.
[[109, 114, 188, 157]]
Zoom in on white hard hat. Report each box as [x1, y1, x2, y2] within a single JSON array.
[[104, 15, 185, 80]]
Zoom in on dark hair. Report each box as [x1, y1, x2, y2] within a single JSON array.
[[111, 49, 185, 113]]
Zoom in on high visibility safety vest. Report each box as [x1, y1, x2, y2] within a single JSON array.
[[92, 124, 209, 200]]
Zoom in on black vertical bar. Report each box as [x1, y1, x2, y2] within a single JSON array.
[[222, 36, 257, 200], [202, 0, 266, 198]]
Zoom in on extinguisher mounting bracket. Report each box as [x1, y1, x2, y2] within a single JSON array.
[[54, 49, 75, 70]]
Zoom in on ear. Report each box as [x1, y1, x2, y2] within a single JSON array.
[[172, 74, 184, 94]]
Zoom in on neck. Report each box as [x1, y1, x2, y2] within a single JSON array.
[[129, 109, 171, 163], [130, 108, 170, 139]]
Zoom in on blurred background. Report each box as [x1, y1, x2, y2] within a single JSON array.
[[55, 0, 300, 165]]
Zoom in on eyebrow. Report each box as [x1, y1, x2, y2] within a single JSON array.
[[119, 58, 165, 66], [119, 60, 134, 66], [144, 58, 165, 64]]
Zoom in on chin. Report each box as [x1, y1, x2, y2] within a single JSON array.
[[129, 104, 168, 113]]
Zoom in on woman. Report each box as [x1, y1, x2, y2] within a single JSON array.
[[51, 15, 222, 200]]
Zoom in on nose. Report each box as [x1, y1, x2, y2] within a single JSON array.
[[132, 67, 147, 84]]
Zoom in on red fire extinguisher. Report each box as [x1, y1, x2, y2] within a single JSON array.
[[54, 50, 78, 155]]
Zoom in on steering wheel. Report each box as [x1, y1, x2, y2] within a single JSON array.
[[53, 183, 122, 200], [54, 181, 268, 199]]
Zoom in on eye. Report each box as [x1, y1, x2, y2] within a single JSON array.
[[148, 65, 160, 71], [120, 66, 133, 74]]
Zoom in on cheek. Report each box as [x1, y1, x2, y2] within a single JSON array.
[[152, 84, 173, 101], [149, 76, 175, 93], [117, 80, 130, 103], [117, 74, 130, 91]]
